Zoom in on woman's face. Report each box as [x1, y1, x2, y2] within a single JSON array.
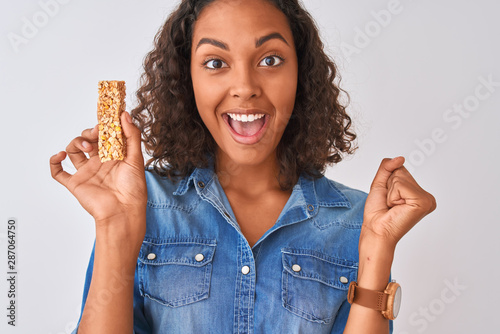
[[190, 0, 298, 170]]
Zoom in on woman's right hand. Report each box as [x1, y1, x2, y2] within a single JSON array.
[[51, 112, 146, 333], [49, 111, 147, 236]]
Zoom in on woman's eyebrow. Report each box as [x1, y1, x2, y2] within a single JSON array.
[[255, 32, 289, 48], [196, 38, 229, 51], [195, 32, 289, 52]]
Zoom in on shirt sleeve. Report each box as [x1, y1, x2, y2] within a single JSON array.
[[70, 241, 152, 334]]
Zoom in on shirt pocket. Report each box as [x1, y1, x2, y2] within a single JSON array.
[[281, 248, 357, 324], [138, 238, 216, 308]]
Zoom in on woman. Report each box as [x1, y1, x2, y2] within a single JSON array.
[[50, 0, 436, 333]]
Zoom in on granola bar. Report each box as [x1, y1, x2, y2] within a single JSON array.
[[97, 80, 126, 162]]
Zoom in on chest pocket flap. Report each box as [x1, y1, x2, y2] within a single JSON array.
[[138, 238, 216, 308], [281, 248, 358, 324]]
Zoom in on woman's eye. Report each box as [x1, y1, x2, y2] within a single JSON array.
[[259, 55, 284, 67], [205, 59, 227, 70]]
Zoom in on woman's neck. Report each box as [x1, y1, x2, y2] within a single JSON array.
[[214, 151, 284, 196]]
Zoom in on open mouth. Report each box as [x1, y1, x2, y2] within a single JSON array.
[[223, 113, 268, 137]]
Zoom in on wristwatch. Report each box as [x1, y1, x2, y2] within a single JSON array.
[[347, 280, 402, 320]]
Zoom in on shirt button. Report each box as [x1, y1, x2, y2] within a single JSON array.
[[307, 204, 315, 212], [197, 181, 205, 188], [339, 276, 349, 284], [147, 253, 156, 260], [241, 265, 250, 275], [195, 253, 204, 262], [292, 264, 301, 272]]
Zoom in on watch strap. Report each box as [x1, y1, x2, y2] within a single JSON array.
[[347, 281, 389, 311]]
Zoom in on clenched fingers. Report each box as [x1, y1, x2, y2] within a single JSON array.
[[81, 125, 99, 158], [65, 125, 99, 169], [386, 166, 437, 214], [386, 167, 411, 207], [370, 157, 405, 192], [66, 136, 94, 169], [49, 151, 71, 187]]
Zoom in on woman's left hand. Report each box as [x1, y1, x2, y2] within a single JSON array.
[[362, 157, 437, 248]]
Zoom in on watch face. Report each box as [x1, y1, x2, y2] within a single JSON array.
[[393, 286, 402, 318]]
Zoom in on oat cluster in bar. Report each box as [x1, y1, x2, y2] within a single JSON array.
[[97, 80, 126, 162]]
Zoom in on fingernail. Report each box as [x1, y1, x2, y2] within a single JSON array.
[[82, 141, 90, 149], [125, 111, 132, 123]]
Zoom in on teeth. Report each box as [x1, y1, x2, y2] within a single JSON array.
[[227, 113, 265, 122]]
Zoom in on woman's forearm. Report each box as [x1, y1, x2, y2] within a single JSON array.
[[343, 237, 396, 334], [77, 214, 145, 334]]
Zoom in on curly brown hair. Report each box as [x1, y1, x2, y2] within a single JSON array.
[[131, 0, 357, 190]]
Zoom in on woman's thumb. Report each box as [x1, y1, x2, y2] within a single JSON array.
[[121, 111, 143, 164]]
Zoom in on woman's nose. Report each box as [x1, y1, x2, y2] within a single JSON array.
[[228, 66, 261, 100]]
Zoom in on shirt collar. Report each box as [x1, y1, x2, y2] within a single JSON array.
[[174, 165, 351, 210], [173, 166, 214, 196]]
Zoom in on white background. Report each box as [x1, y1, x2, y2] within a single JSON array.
[[1, 0, 498, 333]]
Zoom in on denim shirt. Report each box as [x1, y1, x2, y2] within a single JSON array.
[[72, 166, 393, 333]]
